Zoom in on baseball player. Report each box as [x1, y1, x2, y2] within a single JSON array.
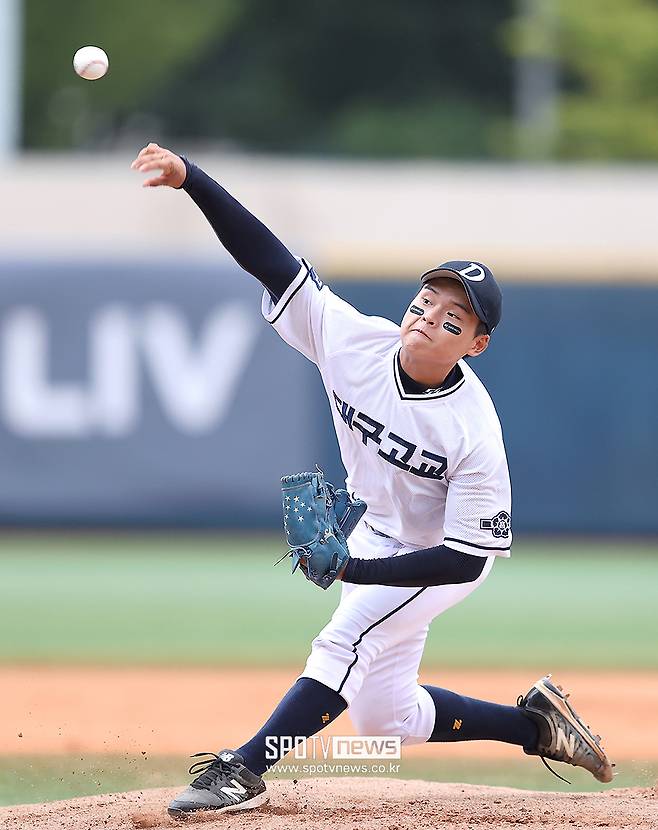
[[131, 143, 614, 819]]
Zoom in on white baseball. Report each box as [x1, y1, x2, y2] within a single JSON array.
[[73, 46, 109, 81]]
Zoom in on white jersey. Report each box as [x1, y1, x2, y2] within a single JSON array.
[[262, 259, 512, 558]]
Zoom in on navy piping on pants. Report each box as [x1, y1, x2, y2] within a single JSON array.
[[336, 587, 428, 696]]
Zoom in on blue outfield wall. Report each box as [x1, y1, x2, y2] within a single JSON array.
[[0, 260, 655, 534]]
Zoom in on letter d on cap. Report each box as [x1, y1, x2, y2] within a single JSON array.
[[458, 263, 486, 282]]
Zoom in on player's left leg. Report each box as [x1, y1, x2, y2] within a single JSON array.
[[348, 630, 613, 783], [422, 676, 613, 782], [347, 623, 537, 750]]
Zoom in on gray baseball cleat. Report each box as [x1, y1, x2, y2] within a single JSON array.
[[168, 749, 268, 819], [518, 675, 614, 784]]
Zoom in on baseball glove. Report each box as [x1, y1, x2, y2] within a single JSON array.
[[279, 469, 367, 590]]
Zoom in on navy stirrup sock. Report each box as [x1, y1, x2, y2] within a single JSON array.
[[422, 685, 539, 749], [237, 677, 347, 775]]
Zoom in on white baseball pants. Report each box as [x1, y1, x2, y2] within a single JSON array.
[[300, 521, 495, 745]]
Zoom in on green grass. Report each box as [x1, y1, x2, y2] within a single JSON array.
[[1, 753, 655, 807], [0, 754, 182, 807], [0, 534, 656, 668]]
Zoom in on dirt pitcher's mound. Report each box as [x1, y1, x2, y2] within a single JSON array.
[[1, 779, 656, 830]]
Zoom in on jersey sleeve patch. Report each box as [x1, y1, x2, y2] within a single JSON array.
[[479, 510, 511, 539]]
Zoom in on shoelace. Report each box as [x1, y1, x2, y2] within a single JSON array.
[[187, 752, 236, 788], [517, 695, 572, 785], [539, 755, 571, 785]]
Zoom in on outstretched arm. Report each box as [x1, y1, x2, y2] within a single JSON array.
[[131, 142, 299, 301]]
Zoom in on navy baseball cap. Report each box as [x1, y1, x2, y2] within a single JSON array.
[[420, 260, 502, 334]]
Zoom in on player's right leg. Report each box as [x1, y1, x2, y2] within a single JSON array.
[[166, 676, 347, 818]]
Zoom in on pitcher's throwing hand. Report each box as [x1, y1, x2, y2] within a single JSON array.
[[130, 143, 186, 189]]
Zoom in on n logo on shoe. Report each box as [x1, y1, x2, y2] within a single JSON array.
[[555, 728, 577, 759], [221, 780, 247, 803]]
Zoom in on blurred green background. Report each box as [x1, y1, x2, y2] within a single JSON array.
[[1, 533, 656, 668], [21, 0, 658, 159]]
